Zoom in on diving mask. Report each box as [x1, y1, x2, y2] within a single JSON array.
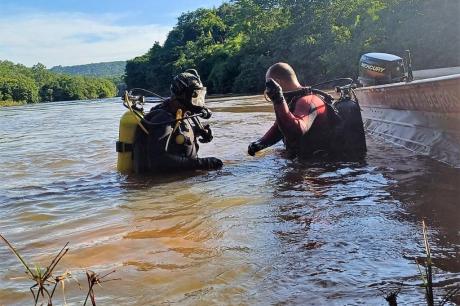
[[191, 87, 207, 108]]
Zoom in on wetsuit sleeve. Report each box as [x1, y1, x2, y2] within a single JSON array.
[[155, 153, 200, 171], [259, 122, 283, 146], [273, 96, 318, 140], [156, 153, 222, 171]]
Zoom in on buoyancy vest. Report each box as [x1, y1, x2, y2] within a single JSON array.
[[288, 93, 366, 160], [132, 103, 198, 174]]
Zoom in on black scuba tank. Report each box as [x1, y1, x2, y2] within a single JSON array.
[[330, 97, 367, 159], [295, 96, 366, 160]]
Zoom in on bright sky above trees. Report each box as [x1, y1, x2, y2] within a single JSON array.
[[0, 0, 224, 67]]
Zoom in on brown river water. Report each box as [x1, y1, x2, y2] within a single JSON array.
[[0, 96, 459, 305]]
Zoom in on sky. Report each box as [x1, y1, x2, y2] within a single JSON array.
[[0, 0, 225, 67]]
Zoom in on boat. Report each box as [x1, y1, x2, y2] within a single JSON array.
[[353, 52, 460, 167]]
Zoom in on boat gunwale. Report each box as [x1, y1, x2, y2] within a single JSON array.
[[355, 74, 460, 92]]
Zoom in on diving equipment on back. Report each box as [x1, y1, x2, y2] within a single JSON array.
[[116, 70, 222, 174], [252, 73, 367, 160], [116, 91, 147, 173], [298, 82, 366, 160]]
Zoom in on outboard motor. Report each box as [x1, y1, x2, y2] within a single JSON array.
[[358, 53, 405, 86]]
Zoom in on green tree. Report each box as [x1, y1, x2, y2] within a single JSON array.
[[124, 0, 460, 94], [0, 60, 118, 104], [0, 75, 39, 103]]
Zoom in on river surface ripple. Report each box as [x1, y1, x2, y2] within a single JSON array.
[[0, 97, 459, 305]]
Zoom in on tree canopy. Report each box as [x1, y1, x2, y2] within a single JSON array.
[[50, 61, 126, 78], [0, 61, 118, 104], [125, 0, 460, 95]]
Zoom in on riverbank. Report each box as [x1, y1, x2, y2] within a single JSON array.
[[1, 60, 118, 105], [0, 97, 121, 107], [0, 100, 26, 107]]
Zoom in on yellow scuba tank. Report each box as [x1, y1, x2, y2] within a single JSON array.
[[117, 110, 143, 173], [117, 91, 149, 174]]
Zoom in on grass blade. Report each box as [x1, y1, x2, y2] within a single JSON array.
[[0, 234, 34, 275]]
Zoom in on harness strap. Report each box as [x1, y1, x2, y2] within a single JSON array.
[[116, 141, 133, 153], [287, 88, 342, 129]]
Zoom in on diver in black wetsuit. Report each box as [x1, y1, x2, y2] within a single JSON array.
[[132, 69, 223, 174]]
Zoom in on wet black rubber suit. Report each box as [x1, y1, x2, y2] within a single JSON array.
[[249, 79, 367, 161], [132, 100, 222, 174]]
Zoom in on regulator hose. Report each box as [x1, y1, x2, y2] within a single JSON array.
[[123, 91, 213, 136], [128, 88, 167, 102], [123, 91, 149, 135], [139, 109, 212, 128], [293, 78, 355, 104], [311, 78, 354, 89], [282, 87, 335, 105]]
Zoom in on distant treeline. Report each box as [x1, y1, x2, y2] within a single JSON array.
[[125, 0, 460, 95], [50, 61, 127, 96], [50, 61, 126, 78], [0, 61, 117, 104]]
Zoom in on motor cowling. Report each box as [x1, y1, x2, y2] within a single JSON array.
[[358, 53, 405, 86]]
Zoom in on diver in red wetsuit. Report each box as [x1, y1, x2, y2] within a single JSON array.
[[248, 62, 366, 159]]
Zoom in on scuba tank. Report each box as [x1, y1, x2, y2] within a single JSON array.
[[116, 110, 143, 173], [116, 92, 147, 174], [330, 84, 367, 159]]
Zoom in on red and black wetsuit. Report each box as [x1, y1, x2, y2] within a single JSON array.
[[259, 94, 331, 156]]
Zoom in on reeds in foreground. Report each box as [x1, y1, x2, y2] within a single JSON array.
[[0, 234, 69, 305], [380, 220, 459, 306], [415, 220, 434, 306], [416, 220, 460, 306], [83, 270, 119, 306], [0, 234, 118, 305]]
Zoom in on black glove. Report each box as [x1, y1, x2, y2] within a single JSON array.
[[198, 124, 213, 143], [200, 108, 212, 119], [248, 141, 266, 156], [265, 79, 285, 104], [196, 157, 223, 170]]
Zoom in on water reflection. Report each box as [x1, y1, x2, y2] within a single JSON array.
[[376, 152, 460, 302], [0, 98, 459, 305]]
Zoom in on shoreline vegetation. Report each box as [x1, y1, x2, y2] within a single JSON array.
[[125, 0, 459, 96], [0, 61, 118, 107], [2, 0, 458, 108], [50, 61, 126, 78], [0, 100, 27, 107]]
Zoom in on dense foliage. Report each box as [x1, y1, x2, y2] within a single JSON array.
[[0, 61, 118, 104], [50, 61, 126, 78], [125, 0, 460, 95], [50, 61, 126, 96]]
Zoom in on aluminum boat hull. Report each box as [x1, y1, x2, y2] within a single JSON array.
[[354, 74, 460, 167]]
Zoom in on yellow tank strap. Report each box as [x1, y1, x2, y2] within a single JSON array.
[[173, 109, 183, 133], [165, 109, 183, 152]]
